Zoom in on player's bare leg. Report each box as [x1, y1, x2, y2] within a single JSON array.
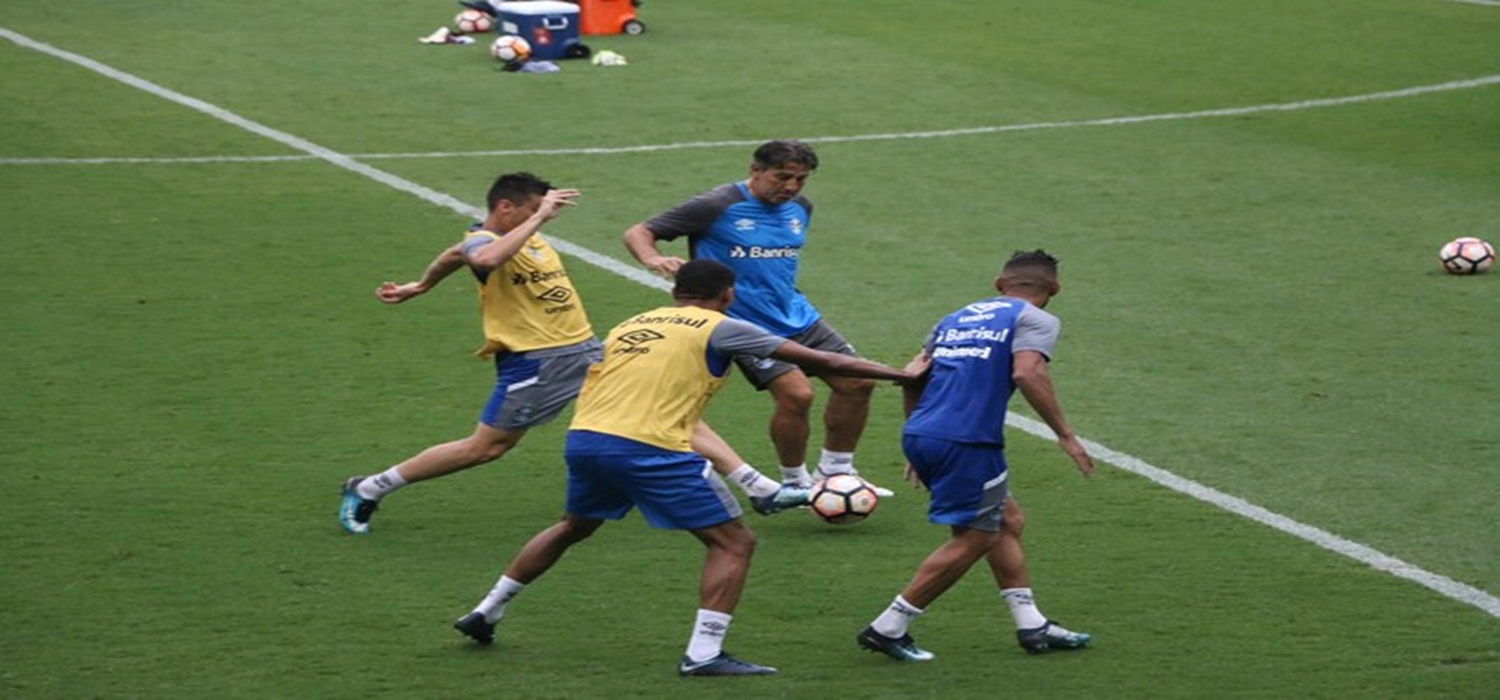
[[693, 422, 810, 515], [984, 498, 1090, 653], [455, 514, 604, 644], [763, 371, 814, 484], [860, 526, 992, 662], [820, 374, 873, 454], [339, 424, 526, 534], [678, 520, 776, 676], [815, 374, 892, 495]]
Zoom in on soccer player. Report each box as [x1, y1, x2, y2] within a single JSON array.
[[857, 250, 1095, 662], [452, 259, 917, 676], [338, 173, 805, 535], [622, 140, 894, 496]]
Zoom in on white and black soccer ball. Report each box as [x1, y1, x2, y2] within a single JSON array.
[[490, 35, 533, 63], [454, 9, 494, 35], [810, 474, 879, 525], [1438, 237, 1495, 275]]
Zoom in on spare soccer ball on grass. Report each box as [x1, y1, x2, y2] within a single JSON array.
[[453, 9, 494, 35], [490, 35, 533, 63], [1438, 237, 1495, 275], [810, 474, 879, 525], [454, 9, 494, 35]]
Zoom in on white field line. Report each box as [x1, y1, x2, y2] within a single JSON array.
[[4, 73, 1499, 165], [4, 26, 1497, 618], [1008, 415, 1500, 617], [1447, 0, 1500, 7]]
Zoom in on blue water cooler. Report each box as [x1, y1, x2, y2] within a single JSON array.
[[492, 1, 589, 60]]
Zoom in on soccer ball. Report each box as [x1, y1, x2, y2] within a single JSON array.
[[490, 35, 533, 63], [1438, 237, 1495, 275], [810, 474, 879, 525], [453, 9, 494, 35]]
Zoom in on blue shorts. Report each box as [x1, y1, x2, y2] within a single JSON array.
[[563, 430, 743, 530], [479, 339, 602, 430], [902, 433, 1009, 532]]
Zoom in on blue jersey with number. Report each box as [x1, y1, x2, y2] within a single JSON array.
[[904, 297, 1060, 446], [644, 182, 820, 336]]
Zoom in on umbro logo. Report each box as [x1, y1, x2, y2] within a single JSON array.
[[537, 286, 573, 303], [618, 329, 666, 346]]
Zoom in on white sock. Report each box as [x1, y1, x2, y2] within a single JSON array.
[[818, 449, 856, 477], [685, 609, 733, 662], [728, 464, 780, 498], [1000, 587, 1048, 630], [356, 467, 407, 500], [779, 464, 813, 486], [474, 575, 527, 624], [870, 595, 924, 638]]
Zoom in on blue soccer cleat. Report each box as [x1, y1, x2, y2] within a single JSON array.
[[1017, 620, 1091, 654], [750, 484, 812, 515], [338, 476, 379, 535], [857, 626, 935, 662], [677, 652, 777, 676]]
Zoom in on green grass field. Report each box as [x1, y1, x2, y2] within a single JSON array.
[[3, 1, 1498, 697]]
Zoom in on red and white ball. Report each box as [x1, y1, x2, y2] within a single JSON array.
[[810, 474, 879, 525], [453, 9, 494, 35], [490, 34, 533, 63], [1438, 237, 1495, 275]]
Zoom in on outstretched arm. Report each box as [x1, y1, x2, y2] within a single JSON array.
[[1012, 350, 1094, 476], [375, 243, 466, 304], [770, 341, 914, 384]]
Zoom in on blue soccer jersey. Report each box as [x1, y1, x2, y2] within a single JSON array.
[[644, 182, 821, 337], [903, 297, 1061, 446]]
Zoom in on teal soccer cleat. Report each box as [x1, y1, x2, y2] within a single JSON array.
[[856, 626, 935, 662], [677, 652, 777, 676], [1017, 620, 1091, 654], [749, 484, 812, 515], [338, 476, 379, 535]]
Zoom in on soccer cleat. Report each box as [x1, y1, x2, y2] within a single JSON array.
[[749, 484, 812, 515], [338, 476, 379, 535], [816, 469, 896, 498], [1017, 620, 1091, 654], [453, 612, 496, 645], [856, 626, 935, 662], [677, 652, 777, 676]]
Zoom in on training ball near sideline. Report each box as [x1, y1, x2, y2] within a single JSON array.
[[810, 474, 879, 525], [490, 35, 533, 63], [453, 9, 494, 35], [1438, 237, 1495, 275]]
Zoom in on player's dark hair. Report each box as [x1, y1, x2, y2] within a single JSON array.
[[752, 139, 819, 171], [486, 172, 552, 211], [1000, 249, 1060, 290], [673, 259, 737, 300], [1004, 249, 1059, 275]]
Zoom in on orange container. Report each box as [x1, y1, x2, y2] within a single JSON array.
[[577, 0, 645, 36]]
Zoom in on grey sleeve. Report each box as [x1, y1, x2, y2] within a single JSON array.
[[1013, 305, 1061, 360], [708, 318, 788, 358], [643, 184, 739, 241]]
